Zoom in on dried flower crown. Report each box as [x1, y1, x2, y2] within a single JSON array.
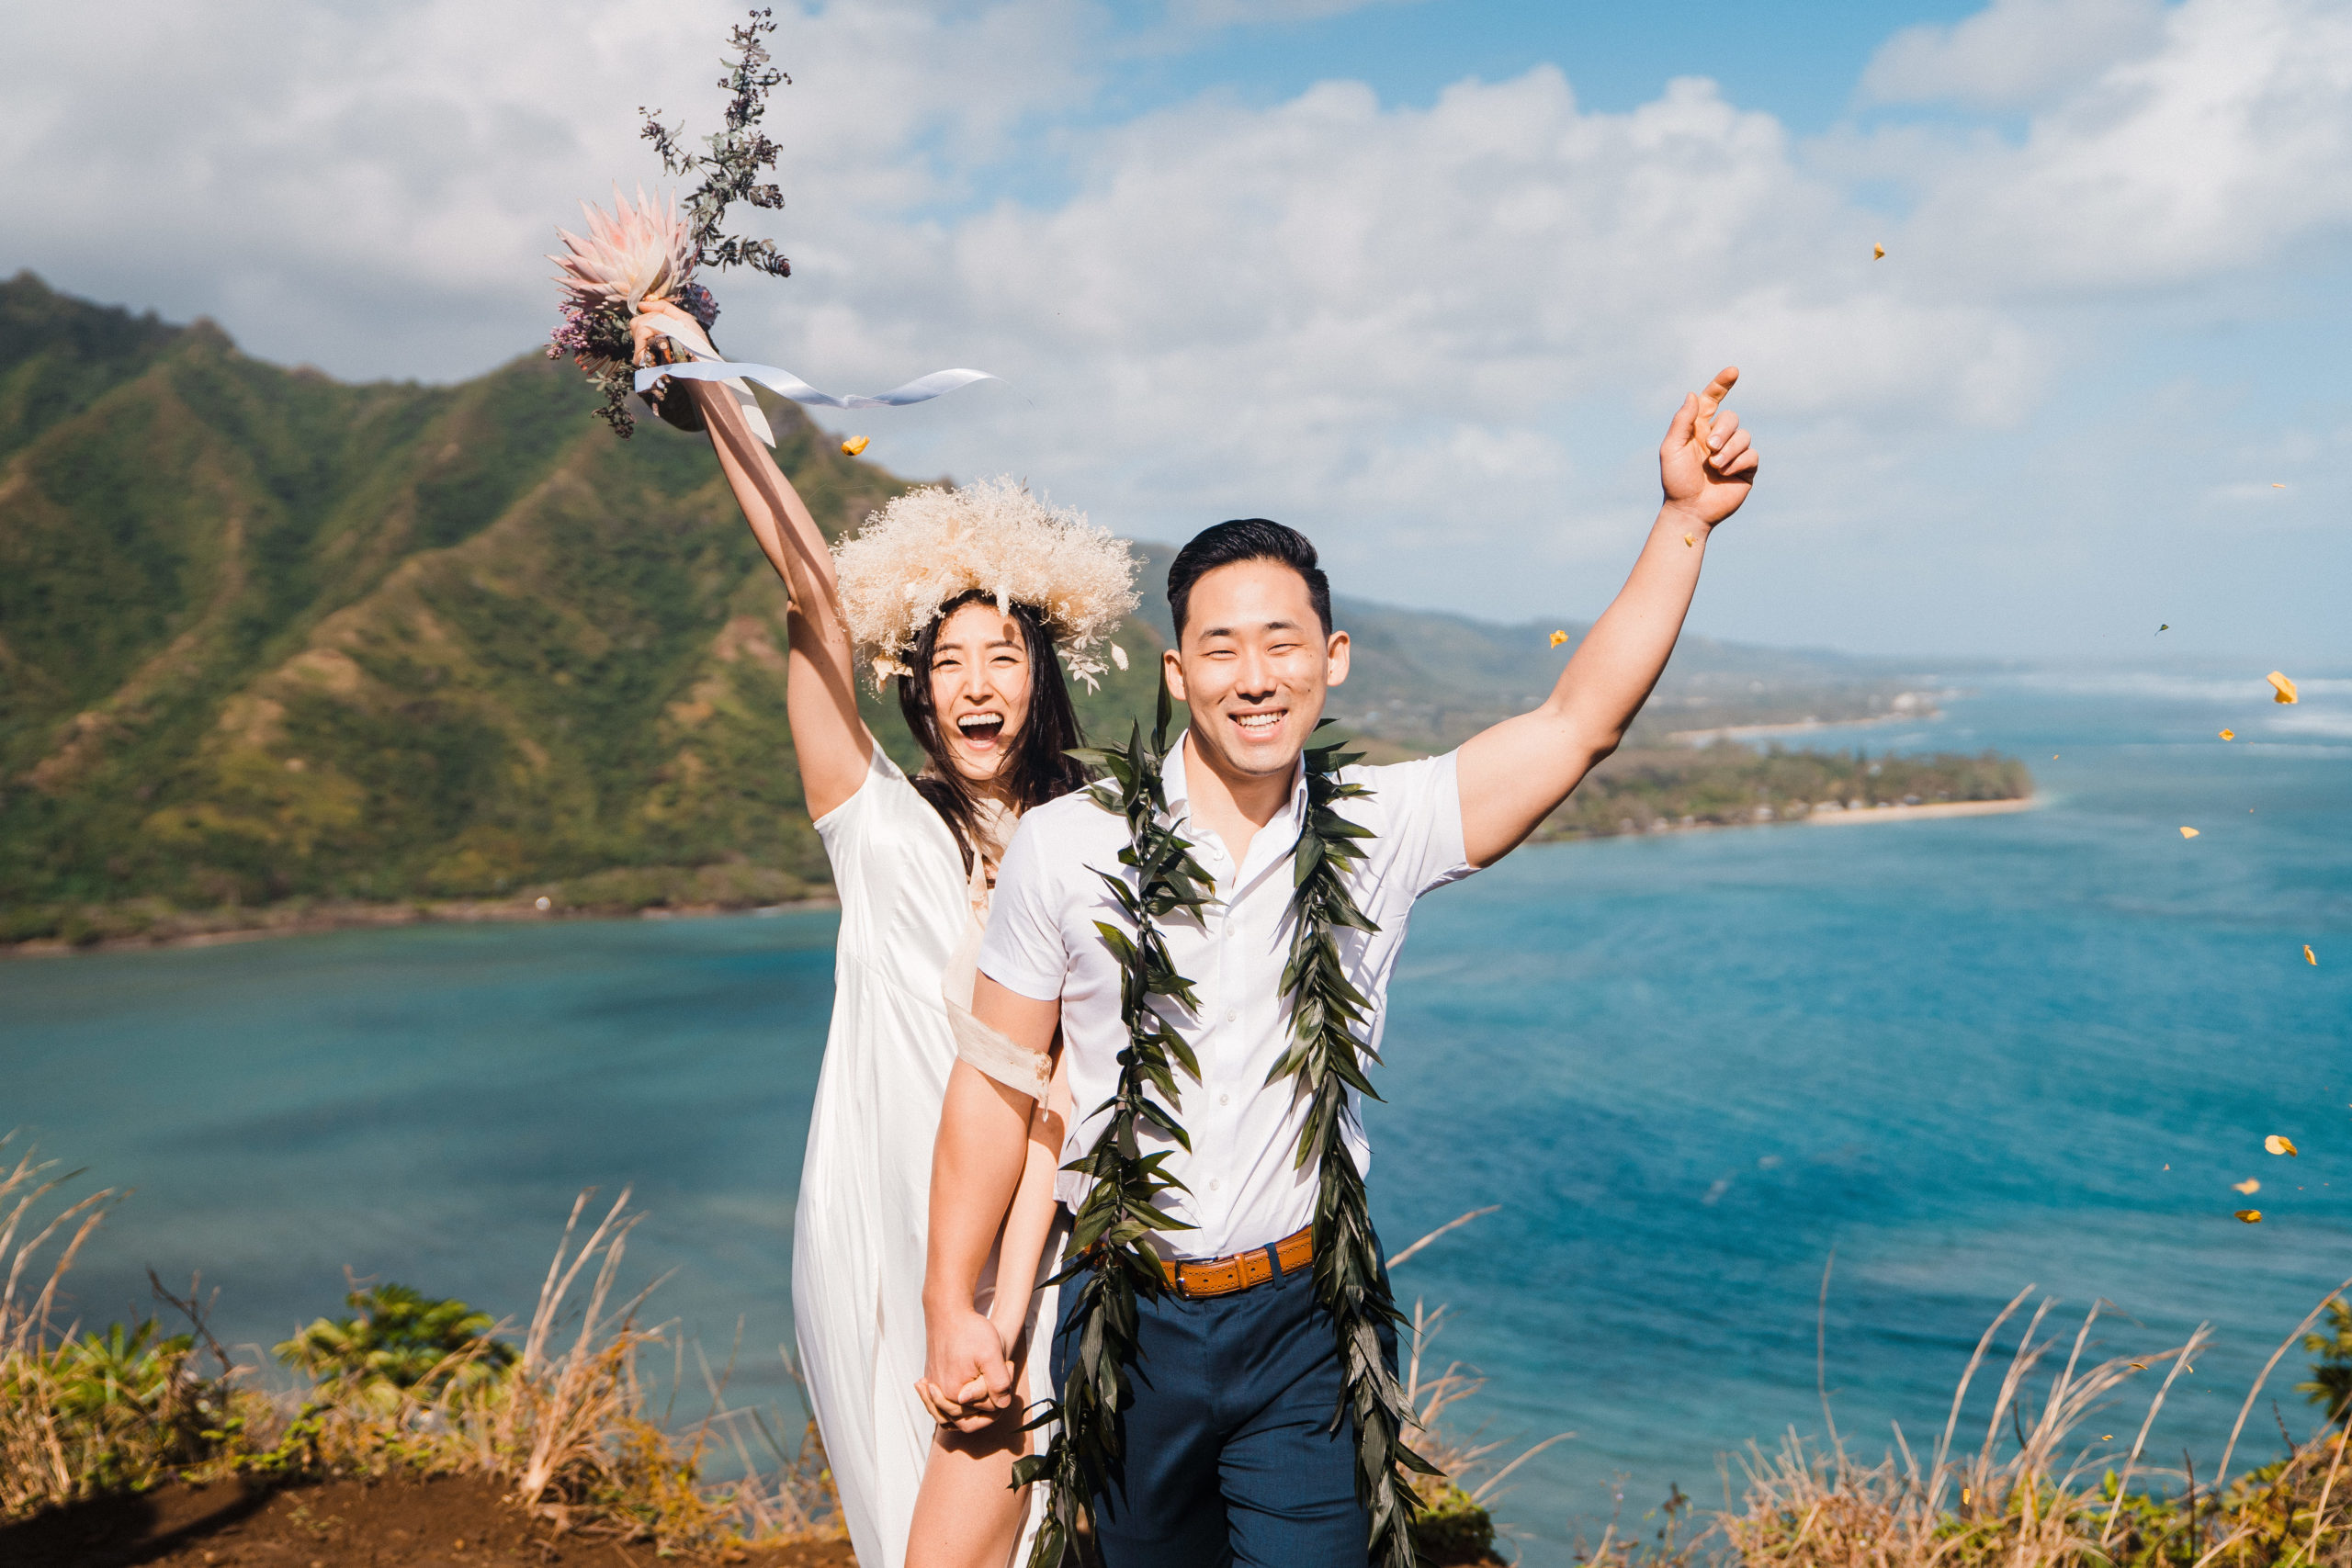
[[832, 478, 1140, 692]]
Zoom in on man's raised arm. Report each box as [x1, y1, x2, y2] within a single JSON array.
[[1456, 367, 1760, 868], [920, 976, 1058, 1429]]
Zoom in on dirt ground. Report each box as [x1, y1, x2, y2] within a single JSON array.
[[0, 1475, 858, 1568]]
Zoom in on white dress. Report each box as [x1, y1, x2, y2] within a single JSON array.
[[795, 749, 1055, 1568]]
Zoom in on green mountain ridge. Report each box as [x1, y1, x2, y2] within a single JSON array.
[[0, 274, 2004, 931]]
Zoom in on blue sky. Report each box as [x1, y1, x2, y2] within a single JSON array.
[[4, 0, 2347, 666], [1092, 2, 1982, 129]]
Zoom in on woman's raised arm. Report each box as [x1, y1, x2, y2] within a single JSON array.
[[635, 304, 875, 819]]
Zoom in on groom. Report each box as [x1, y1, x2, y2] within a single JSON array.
[[923, 370, 1759, 1564]]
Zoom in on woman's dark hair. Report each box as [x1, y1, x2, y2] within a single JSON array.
[[1166, 517, 1331, 642], [897, 590, 1089, 872]]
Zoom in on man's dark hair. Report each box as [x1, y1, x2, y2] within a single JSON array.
[[1166, 518, 1332, 642], [896, 590, 1088, 874]]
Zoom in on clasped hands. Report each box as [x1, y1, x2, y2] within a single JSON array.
[[917, 1302, 1022, 1435]]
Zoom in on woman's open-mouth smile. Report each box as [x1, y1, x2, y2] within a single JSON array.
[[956, 711, 1007, 752]]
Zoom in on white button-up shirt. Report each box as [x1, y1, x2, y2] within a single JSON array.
[[978, 738, 1476, 1260]]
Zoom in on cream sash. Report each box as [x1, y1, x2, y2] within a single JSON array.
[[940, 801, 1053, 1101]]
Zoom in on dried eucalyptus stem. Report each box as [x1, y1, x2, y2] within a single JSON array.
[[640, 6, 794, 282]]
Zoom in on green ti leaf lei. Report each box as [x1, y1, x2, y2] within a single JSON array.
[[1011, 690, 1432, 1568], [1012, 682, 1210, 1565], [1273, 721, 1440, 1568]]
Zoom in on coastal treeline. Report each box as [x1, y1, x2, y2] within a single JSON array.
[[1539, 742, 2033, 840], [2, 734, 2036, 947]]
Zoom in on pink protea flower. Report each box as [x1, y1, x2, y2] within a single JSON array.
[[548, 184, 696, 313]]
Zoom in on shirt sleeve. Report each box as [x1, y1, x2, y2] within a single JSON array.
[[811, 746, 906, 850], [977, 809, 1069, 1002], [1352, 751, 1477, 904]]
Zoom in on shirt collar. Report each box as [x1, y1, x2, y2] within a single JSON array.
[[1163, 731, 1308, 883]]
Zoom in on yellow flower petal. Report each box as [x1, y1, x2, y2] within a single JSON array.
[[2272, 482, 2286, 489], [1549, 629, 1568, 649], [2234, 1209, 2262, 1224], [2267, 1135, 2299, 1156], [841, 435, 870, 457], [2268, 671, 2298, 704], [2179, 826, 2199, 839], [1683, 533, 1695, 547], [1873, 243, 1886, 260], [2234, 1179, 2261, 1194], [2128, 1361, 2148, 1371], [2219, 729, 2234, 740], [2307, 944, 2319, 965]]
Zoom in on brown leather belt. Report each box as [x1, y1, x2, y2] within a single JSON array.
[[1159, 1224, 1314, 1300]]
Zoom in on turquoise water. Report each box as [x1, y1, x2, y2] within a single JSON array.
[[5, 666, 2348, 1562]]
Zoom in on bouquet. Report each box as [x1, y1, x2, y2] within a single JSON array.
[[548, 8, 791, 438]]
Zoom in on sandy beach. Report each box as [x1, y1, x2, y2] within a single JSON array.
[[1805, 796, 2040, 826]]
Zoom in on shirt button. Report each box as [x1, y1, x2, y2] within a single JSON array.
[[1220, 1093, 1231, 1106], [1225, 1008, 1238, 1022], [1209, 1179, 1221, 1191]]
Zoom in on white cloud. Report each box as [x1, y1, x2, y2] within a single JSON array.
[[4, 0, 2350, 652], [750, 66, 2049, 592], [1889, 0, 2352, 294], [1861, 0, 2167, 109], [0, 0, 1097, 372]]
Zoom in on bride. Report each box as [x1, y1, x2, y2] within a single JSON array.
[[628, 300, 1133, 1568]]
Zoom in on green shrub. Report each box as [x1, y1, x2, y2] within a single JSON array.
[[2301, 1295, 2352, 1425], [276, 1283, 515, 1397], [1412, 1480, 1498, 1564], [1, 1316, 232, 1499]]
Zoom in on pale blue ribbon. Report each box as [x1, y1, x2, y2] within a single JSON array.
[[634, 359, 999, 409], [631, 322, 999, 413]]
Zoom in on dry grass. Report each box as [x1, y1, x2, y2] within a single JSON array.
[[1391, 1206, 1577, 1562], [19, 1158, 2352, 1568], [1387, 1204, 2352, 1568], [1406, 1297, 1574, 1512], [0, 1141, 840, 1550], [2, 1144, 141, 1515], [1721, 1280, 2352, 1568]]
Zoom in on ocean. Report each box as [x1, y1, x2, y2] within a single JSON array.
[[5, 664, 2347, 1562]]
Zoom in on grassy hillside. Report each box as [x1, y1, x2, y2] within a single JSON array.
[[0, 273, 1163, 926], [0, 275, 2018, 944]]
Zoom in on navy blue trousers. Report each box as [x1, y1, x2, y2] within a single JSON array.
[[1051, 1257, 1396, 1568]]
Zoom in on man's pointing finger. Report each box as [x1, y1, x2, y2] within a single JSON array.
[[1698, 367, 1739, 420]]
